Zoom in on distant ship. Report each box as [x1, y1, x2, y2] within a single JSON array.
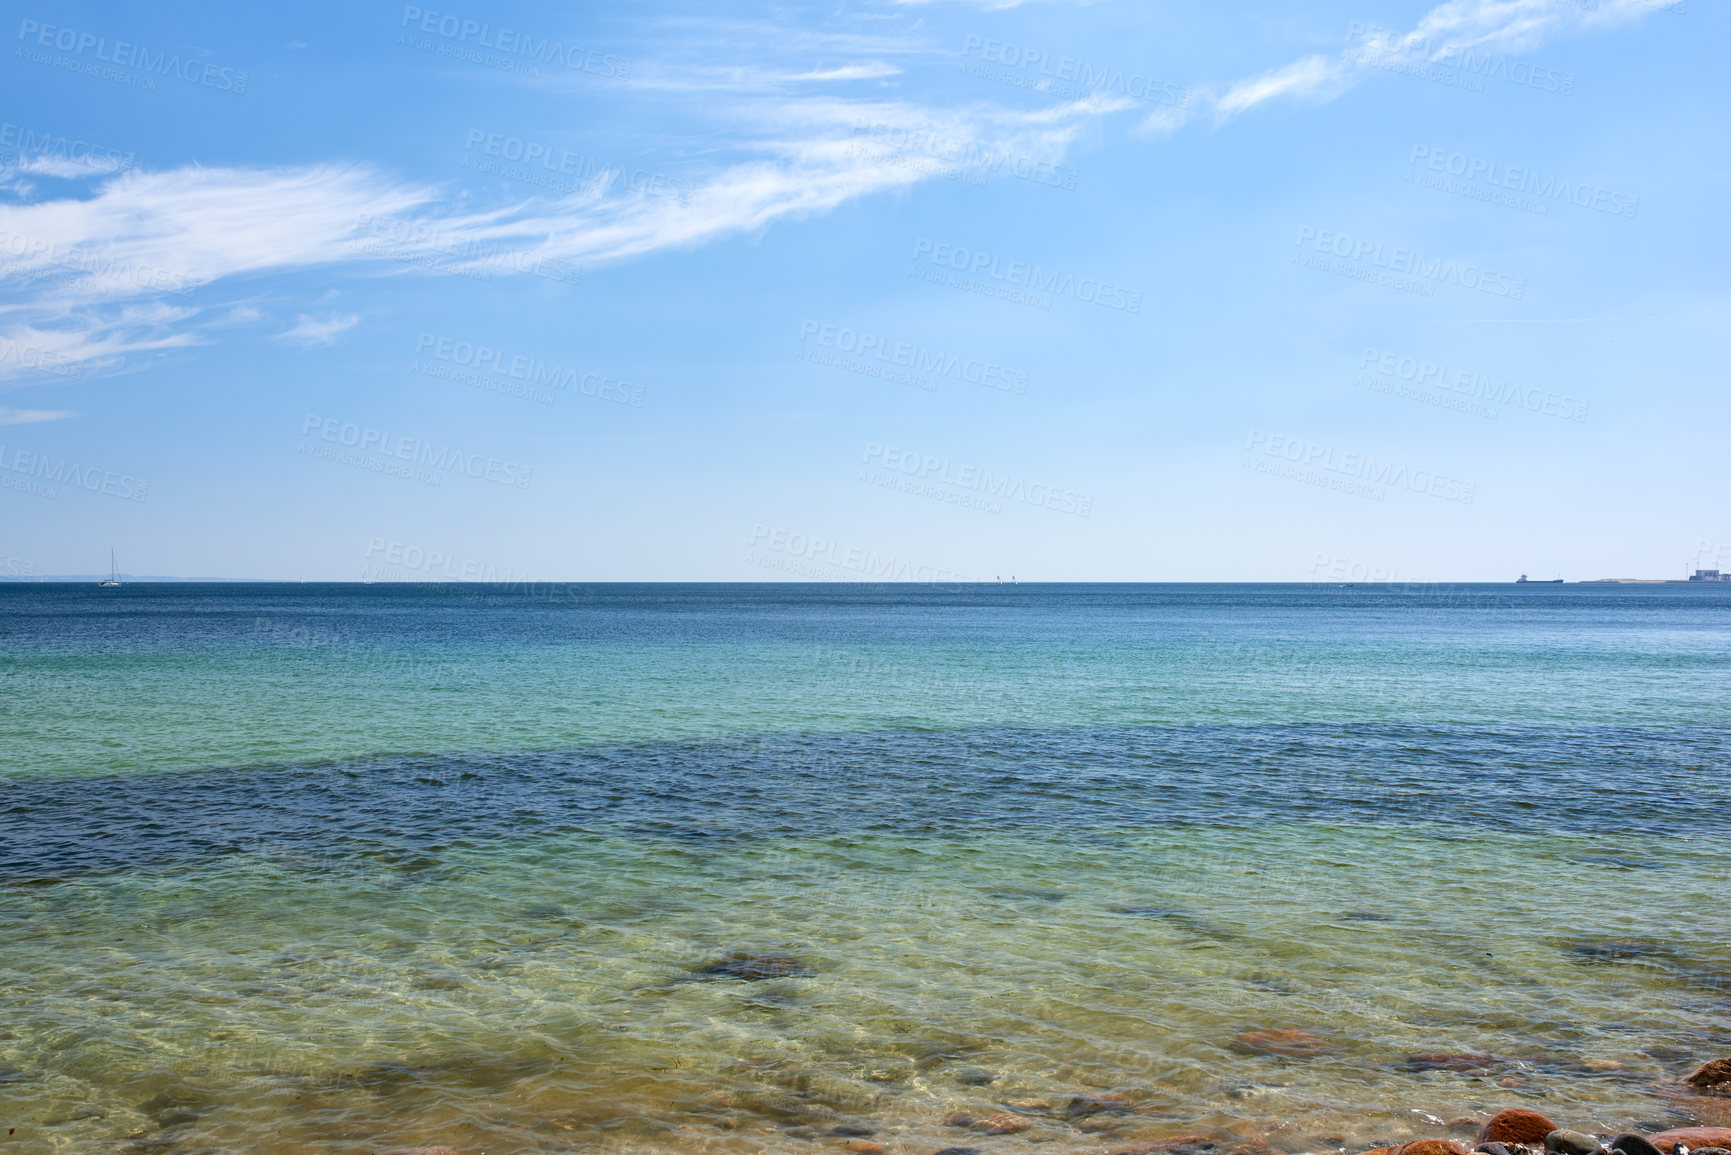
[[1515, 574, 1563, 583], [97, 550, 122, 588]]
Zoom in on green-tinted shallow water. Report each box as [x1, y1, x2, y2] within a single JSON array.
[[1, 584, 1727, 1154]]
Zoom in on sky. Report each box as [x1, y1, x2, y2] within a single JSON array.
[[0, 0, 1725, 582]]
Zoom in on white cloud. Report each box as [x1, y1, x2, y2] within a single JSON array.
[[0, 407, 77, 425], [1201, 0, 1664, 120], [277, 312, 359, 347]]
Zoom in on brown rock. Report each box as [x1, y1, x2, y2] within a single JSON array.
[[973, 1113, 1030, 1135], [1397, 1141, 1469, 1155], [1689, 1061, 1731, 1094], [1005, 1098, 1053, 1113], [1479, 1110, 1558, 1147], [841, 1143, 883, 1154], [1237, 1029, 1327, 1057], [1649, 1128, 1731, 1153], [1354, 1147, 1399, 1155]]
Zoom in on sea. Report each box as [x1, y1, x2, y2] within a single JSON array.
[[1, 582, 1727, 1155]]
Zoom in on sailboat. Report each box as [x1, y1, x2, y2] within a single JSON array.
[[98, 549, 122, 587]]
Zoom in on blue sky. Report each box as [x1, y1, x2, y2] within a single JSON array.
[[0, 0, 1724, 581]]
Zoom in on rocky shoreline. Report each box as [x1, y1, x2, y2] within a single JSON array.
[[367, 1058, 1731, 1155]]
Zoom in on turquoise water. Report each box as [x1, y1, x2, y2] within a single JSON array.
[[1, 584, 1727, 1154]]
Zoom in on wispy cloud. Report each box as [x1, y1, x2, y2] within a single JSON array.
[[0, 0, 1670, 380], [0, 406, 77, 425], [277, 312, 359, 347], [1185, 0, 1664, 126]]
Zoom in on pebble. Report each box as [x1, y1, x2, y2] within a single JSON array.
[[1398, 1141, 1470, 1155], [933, 1149, 983, 1155], [972, 1113, 1030, 1135], [1547, 1130, 1605, 1155], [953, 1067, 997, 1085], [1608, 1136, 1663, 1155], [1480, 1109, 1560, 1147], [831, 1124, 875, 1136], [841, 1143, 883, 1154], [1478, 1144, 1513, 1155]]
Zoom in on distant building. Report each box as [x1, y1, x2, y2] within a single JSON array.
[[1689, 568, 1731, 582]]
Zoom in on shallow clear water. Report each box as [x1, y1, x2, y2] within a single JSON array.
[[1, 584, 1727, 1154]]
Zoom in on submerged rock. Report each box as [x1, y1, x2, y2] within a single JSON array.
[[972, 1113, 1030, 1135], [1546, 1130, 1605, 1155], [1407, 1052, 1504, 1073], [1065, 1093, 1139, 1117], [1236, 1029, 1327, 1057], [1107, 1137, 1217, 1155], [1688, 1061, 1731, 1094], [1479, 1109, 1559, 1147], [1477, 1143, 1514, 1155], [691, 952, 809, 980]]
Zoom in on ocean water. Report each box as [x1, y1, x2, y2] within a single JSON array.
[[1, 583, 1727, 1155]]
